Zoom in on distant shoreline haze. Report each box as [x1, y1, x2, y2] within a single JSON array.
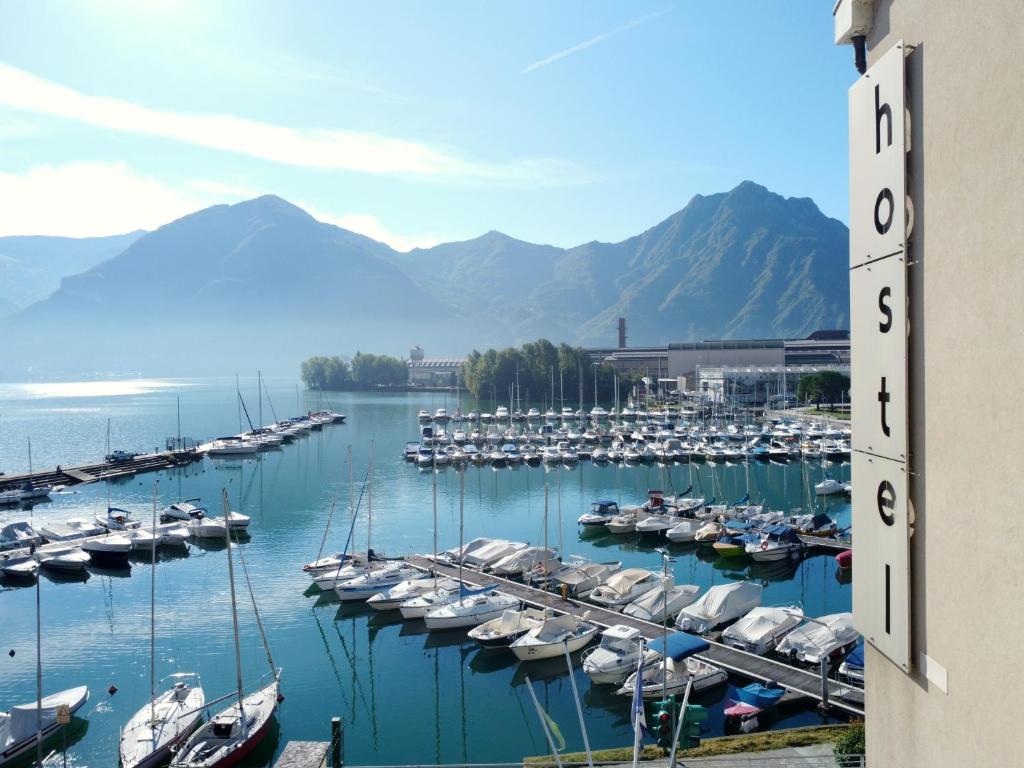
[[0, 181, 848, 378]]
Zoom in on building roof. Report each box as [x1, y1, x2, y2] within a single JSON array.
[[408, 358, 465, 369]]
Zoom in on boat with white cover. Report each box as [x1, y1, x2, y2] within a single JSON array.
[[333, 563, 422, 602], [814, 478, 845, 496], [721, 606, 804, 655], [776, 612, 859, 664], [676, 582, 763, 634], [551, 557, 622, 598], [0, 522, 42, 551], [582, 625, 657, 685], [37, 547, 91, 572], [0, 686, 89, 766], [161, 500, 208, 523], [81, 533, 133, 562], [489, 547, 558, 577], [461, 540, 526, 569], [510, 613, 600, 661], [39, 518, 105, 542], [616, 632, 726, 698], [468, 607, 547, 648], [0, 553, 38, 579], [588, 568, 660, 609], [666, 519, 701, 543], [622, 583, 700, 622]]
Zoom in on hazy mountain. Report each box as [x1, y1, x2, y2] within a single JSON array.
[[2, 196, 456, 376], [0, 231, 144, 313], [1, 182, 848, 376], [393, 180, 848, 345]]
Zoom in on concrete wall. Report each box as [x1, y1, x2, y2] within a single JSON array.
[[861, 2, 1024, 764]]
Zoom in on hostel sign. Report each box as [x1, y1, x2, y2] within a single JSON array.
[[849, 41, 911, 672]]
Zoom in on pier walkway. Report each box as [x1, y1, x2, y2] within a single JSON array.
[[405, 556, 864, 717], [0, 450, 202, 493]]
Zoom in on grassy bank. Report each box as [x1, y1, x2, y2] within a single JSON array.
[[524, 724, 852, 764]]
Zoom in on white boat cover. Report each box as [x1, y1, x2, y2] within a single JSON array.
[[679, 582, 763, 629], [528, 614, 579, 643], [777, 613, 858, 658], [3, 686, 89, 744], [625, 584, 699, 618], [722, 606, 803, 646], [599, 568, 656, 597]]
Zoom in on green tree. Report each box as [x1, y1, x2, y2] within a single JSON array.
[[797, 371, 850, 409]]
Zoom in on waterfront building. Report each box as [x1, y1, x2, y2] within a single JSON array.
[[696, 363, 850, 406], [407, 346, 465, 386], [834, 0, 1024, 764]]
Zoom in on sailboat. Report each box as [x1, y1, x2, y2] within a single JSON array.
[[423, 469, 518, 631], [120, 485, 205, 768], [18, 437, 52, 502], [171, 490, 280, 768]]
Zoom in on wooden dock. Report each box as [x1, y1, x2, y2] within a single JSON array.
[[405, 556, 864, 716], [0, 450, 202, 493]]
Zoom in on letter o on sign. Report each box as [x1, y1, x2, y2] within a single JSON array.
[[877, 480, 896, 526], [874, 188, 894, 235]]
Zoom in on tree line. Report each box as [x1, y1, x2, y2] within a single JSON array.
[[796, 370, 850, 409], [463, 339, 640, 405], [301, 352, 408, 389]]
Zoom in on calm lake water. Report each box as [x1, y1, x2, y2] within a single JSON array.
[[0, 379, 852, 766]]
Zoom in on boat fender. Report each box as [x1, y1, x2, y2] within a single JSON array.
[[277, 693, 286, 703], [760, 542, 769, 551], [108, 685, 118, 695], [7, 649, 13, 657]]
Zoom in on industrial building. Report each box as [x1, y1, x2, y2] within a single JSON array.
[[406, 346, 464, 387]]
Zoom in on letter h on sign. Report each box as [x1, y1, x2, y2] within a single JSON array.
[[849, 41, 911, 673]]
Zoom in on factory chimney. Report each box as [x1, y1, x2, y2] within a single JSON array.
[[617, 317, 627, 349]]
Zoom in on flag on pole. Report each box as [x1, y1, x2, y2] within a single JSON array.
[[630, 656, 648, 741]]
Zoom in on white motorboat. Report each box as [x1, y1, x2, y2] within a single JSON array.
[[588, 568, 661, 609], [815, 478, 845, 496], [721, 606, 805, 655], [582, 625, 657, 685], [606, 510, 638, 535], [617, 655, 727, 698], [304, 550, 374, 578], [398, 584, 463, 619], [161, 500, 208, 523], [0, 686, 89, 766], [468, 607, 547, 648], [38, 518, 105, 542], [577, 500, 619, 529], [510, 613, 600, 661], [97, 506, 142, 532], [126, 528, 162, 551], [489, 547, 558, 577], [676, 582, 763, 634], [462, 540, 527, 569], [0, 553, 38, 579], [37, 547, 91, 571], [666, 519, 702, 543], [622, 583, 700, 622], [444, 537, 493, 563], [206, 438, 259, 456], [160, 526, 191, 546], [81, 534, 133, 561], [17, 483, 52, 502], [634, 512, 678, 535], [746, 525, 806, 562], [552, 557, 622, 598], [423, 589, 520, 631], [776, 612, 860, 665], [0, 522, 42, 551], [366, 577, 457, 611], [219, 512, 250, 530], [541, 446, 561, 464], [333, 563, 422, 602], [694, 521, 723, 545], [188, 517, 228, 540]]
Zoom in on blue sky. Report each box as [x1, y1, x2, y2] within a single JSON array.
[[0, 0, 855, 250]]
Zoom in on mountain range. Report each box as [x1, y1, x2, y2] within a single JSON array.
[[0, 181, 849, 377]]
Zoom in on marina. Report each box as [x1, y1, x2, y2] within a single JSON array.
[[0, 381, 855, 766]]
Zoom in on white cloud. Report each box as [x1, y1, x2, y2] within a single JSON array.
[[0, 62, 585, 186], [0, 162, 206, 237], [522, 8, 671, 73], [0, 161, 454, 250]]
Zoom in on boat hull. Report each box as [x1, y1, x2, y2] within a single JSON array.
[[511, 629, 598, 661]]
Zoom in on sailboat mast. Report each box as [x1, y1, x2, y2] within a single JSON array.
[[258, 371, 263, 430], [367, 442, 373, 555], [150, 482, 158, 732], [35, 566, 42, 767], [457, 466, 465, 592], [223, 489, 246, 732], [431, 450, 438, 590]]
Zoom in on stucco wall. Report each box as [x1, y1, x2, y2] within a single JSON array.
[[861, 1, 1024, 764]]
